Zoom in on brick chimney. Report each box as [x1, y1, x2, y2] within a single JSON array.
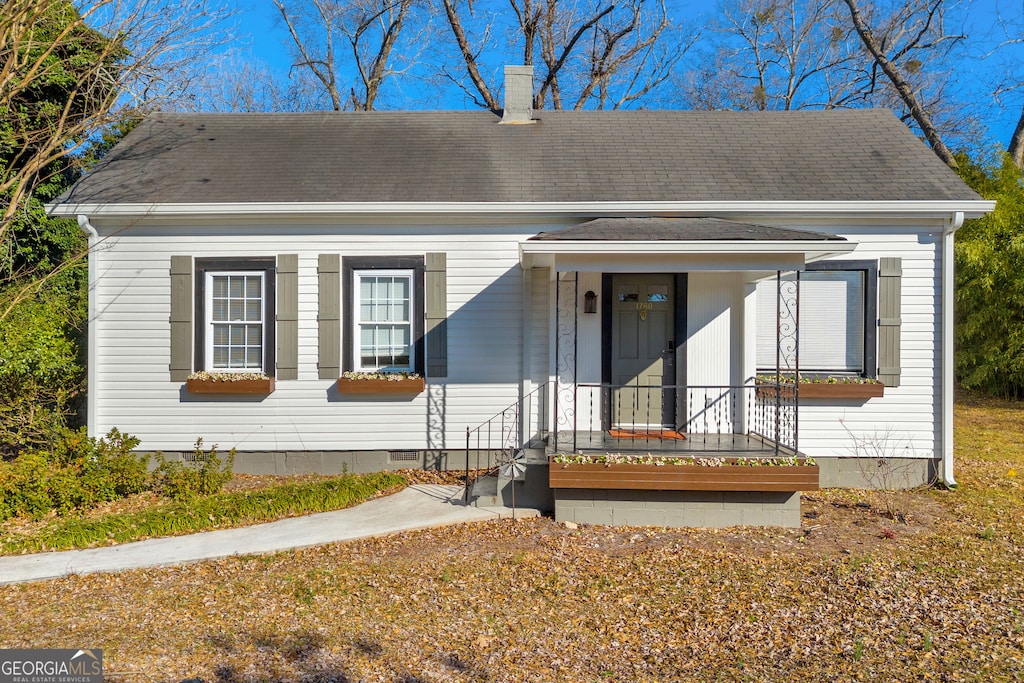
[[501, 65, 535, 124]]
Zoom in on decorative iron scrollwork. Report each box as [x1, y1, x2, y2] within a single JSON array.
[[777, 273, 800, 375], [554, 272, 579, 449]]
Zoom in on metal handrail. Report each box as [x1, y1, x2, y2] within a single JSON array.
[[464, 383, 548, 502]]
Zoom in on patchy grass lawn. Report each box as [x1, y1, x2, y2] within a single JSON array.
[[0, 472, 409, 554], [0, 469, 473, 555], [1, 394, 1022, 682]]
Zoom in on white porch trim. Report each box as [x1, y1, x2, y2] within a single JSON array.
[[520, 239, 858, 272]]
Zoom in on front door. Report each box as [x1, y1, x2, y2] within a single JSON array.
[[611, 274, 676, 428]]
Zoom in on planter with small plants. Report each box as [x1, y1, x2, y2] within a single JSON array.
[[336, 371, 425, 395], [549, 453, 819, 492], [186, 371, 275, 395]]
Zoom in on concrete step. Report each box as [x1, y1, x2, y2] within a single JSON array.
[[464, 462, 553, 512], [470, 473, 498, 498]]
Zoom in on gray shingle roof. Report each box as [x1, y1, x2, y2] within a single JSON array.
[[531, 217, 847, 241], [54, 109, 979, 206]]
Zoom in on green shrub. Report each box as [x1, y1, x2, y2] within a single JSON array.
[[53, 427, 149, 504], [956, 153, 1024, 398], [0, 428, 151, 521], [89, 428, 149, 498], [46, 465, 87, 516], [0, 282, 86, 457], [7, 451, 54, 519], [153, 439, 234, 500]]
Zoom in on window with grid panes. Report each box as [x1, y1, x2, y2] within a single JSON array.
[[206, 271, 266, 371], [355, 270, 414, 371]]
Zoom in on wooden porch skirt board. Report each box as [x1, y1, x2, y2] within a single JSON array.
[[549, 462, 820, 492]]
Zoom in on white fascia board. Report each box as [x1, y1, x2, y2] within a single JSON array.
[[47, 200, 996, 219], [519, 240, 858, 272]]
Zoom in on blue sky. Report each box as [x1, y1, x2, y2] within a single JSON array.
[[218, 0, 1024, 152]]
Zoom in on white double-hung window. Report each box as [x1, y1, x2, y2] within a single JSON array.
[[206, 271, 266, 372], [355, 270, 414, 371], [756, 261, 878, 377]]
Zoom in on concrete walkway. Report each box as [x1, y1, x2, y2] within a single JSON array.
[[0, 485, 540, 585]]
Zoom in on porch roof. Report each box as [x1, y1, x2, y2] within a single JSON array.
[[530, 217, 846, 242], [520, 217, 857, 272]]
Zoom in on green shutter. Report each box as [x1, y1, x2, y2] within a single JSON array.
[[318, 254, 341, 379], [169, 256, 193, 382], [877, 257, 902, 387], [425, 252, 448, 378], [277, 254, 299, 380]]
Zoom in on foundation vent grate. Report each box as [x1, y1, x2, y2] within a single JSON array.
[[388, 450, 419, 463]]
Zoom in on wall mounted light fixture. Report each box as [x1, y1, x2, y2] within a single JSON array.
[[584, 290, 598, 314]]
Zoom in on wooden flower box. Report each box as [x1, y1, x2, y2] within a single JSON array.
[[336, 377, 426, 395], [796, 382, 884, 399], [756, 381, 884, 400], [186, 377, 275, 395], [548, 457, 820, 492]]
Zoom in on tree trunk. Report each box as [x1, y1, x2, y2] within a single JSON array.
[[441, 0, 500, 111], [841, 0, 958, 170], [1008, 106, 1024, 169]]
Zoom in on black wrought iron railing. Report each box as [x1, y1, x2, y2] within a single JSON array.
[[463, 383, 549, 501], [555, 382, 797, 455]]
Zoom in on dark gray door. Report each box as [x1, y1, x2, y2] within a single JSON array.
[[611, 274, 675, 428]]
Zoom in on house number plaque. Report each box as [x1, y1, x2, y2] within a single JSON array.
[[637, 302, 653, 321]]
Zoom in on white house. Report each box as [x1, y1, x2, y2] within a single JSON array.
[[49, 67, 993, 526]]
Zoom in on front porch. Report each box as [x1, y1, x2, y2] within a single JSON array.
[[463, 380, 813, 527], [551, 382, 798, 458], [470, 217, 857, 526], [519, 218, 857, 463]]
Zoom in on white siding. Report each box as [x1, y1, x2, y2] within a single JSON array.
[[89, 221, 542, 452], [684, 273, 748, 434], [687, 273, 745, 387], [787, 231, 940, 461], [88, 216, 945, 462]]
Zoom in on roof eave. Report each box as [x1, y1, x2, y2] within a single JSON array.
[[519, 239, 858, 260], [47, 200, 996, 220]]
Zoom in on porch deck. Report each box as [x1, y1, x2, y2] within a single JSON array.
[[553, 431, 800, 458]]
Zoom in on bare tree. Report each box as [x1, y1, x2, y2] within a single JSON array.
[[185, 55, 330, 113], [981, 6, 1024, 167], [439, 0, 500, 109], [840, 0, 963, 168], [274, 0, 427, 111], [682, 0, 869, 111], [0, 0, 231, 246], [441, 0, 689, 111], [686, 0, 968, 165]]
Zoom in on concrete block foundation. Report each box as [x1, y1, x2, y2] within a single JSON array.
[[553, 488, 802, 528], [817, 457, 937, 489]]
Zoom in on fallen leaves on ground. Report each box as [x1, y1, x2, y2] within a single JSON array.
[[0, 396, 1021, 682]]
